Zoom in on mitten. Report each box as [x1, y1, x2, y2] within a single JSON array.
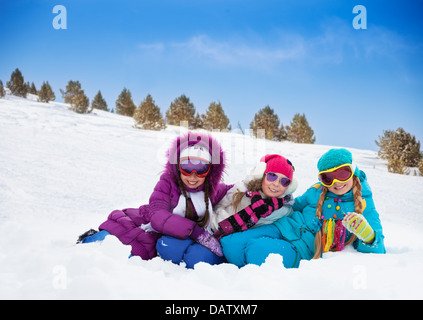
[[263, 197, 284, 211], [342, 212, 375, 244], [250, 192, 284, 216], [217, 192, 285, 237], [190, 225, 223, 257]]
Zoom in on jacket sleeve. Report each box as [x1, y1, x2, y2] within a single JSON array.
[[353, 196, 386, 254], [293, 185, 317, 212], [211, 183, 234, 206], [148, 175, 196, 239], [217, 193, 284, 236]]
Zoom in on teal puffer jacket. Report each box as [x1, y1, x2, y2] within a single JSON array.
[[273, 170, 386, 260]]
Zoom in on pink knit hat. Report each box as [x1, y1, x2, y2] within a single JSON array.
[[249, 154, 298, 196], [261, 154, 294, 181]]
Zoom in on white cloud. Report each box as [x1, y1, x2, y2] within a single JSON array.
[[134, 21, 414, 72], [173, 34, 307, 69], [136, 33, 307, 70]]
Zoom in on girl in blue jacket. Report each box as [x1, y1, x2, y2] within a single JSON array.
[[220, 148, 386, 268]]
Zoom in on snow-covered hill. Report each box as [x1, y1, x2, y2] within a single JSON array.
[[1, 94, 422, 299]]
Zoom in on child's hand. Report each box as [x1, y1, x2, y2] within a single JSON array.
[[342, 212, 375, 244], [190, 225, 223, 257], [249, 191, 263, 203], [263, 197, 284, 210], [250, 191, 284, 210]]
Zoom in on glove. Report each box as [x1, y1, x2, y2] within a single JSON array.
[[217, 192, 285, 237], [190, 225, 223, 257], [342, 212, 375, 244]]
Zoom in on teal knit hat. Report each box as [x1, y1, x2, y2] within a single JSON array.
[[317, 148, 359, 176]]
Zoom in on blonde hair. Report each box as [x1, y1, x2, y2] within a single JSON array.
[[231, 177, 264, 212], [313, 175, 363, 259]]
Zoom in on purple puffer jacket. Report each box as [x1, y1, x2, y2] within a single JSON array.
[[99, 132, 233, 260]]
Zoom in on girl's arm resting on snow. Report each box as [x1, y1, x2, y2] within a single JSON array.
[[353, 197, 386, 254]]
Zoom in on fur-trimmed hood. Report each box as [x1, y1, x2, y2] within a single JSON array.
[[164, 131, 227, 198]]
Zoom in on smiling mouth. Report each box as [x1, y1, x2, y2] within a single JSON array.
[[187, 180, 198, 185], [334, 184, 346, 190], [269, 188, 280, 193]]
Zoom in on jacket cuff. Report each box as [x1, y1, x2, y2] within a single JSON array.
[[218, 219, 235, 235], [354, 231, 386, 254]]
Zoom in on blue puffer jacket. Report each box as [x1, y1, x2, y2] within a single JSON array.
[[273, 170, 386, 260]]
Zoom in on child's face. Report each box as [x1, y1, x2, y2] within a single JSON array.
[[328, 179, 354, 196], [180, 173, 206, 189], [261, 173, 287, 198]]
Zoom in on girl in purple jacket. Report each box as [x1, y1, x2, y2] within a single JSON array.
[[78, 132, 232, 268]]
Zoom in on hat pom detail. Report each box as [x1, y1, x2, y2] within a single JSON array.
[[249, 161, 267, 180]]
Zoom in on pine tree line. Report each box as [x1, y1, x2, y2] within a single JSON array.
[[117, 90, 232, 132], [122, 89, 316, 145], [1, 69, 313, 143], [4, 68, 422, 176], [249, 105, 316, 144], [1, 69, 315, 143]]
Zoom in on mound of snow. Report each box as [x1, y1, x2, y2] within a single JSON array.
[[1, 95, 422, 299]]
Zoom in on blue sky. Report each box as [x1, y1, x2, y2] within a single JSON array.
[[1, 0, 422, 151]]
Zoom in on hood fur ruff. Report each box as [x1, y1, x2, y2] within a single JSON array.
[[164, 131, 227, 198]]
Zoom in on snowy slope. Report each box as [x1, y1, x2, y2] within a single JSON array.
[[1, 94, 423, 299]]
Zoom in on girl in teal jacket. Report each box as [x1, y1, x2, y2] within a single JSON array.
[[220, 148, 386, 268]]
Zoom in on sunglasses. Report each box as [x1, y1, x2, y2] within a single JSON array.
[[318, 163, 354, 187], [179, 157, 211, 178], [265, 172, 291, 187]]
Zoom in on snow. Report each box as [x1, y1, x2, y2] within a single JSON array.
[[1, 93, 423, 300]]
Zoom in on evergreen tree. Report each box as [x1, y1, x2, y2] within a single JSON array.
[[133, 94, 166, 131], [418, 160, 423, 176], [30, 82, 37, 95], [275, 124, 288, 141], [387, 155, 410, 175], [285, 113, 316, 144], [249, 105, 280, 140], [0, 80, 5, 98], [7, 68, 28, 98], [24, 81, 37, 95], [165, 94, 196, 128], [61, 80, 81, 105], [38, 81, 55, 103], [60, 80, 90, 113], [201, 101, 231, 131], [72, 90, 90, 114], [375, 127, 422, 167], [24, 82, 31, 94], [192, 112, 203, 129], [91, 90, 108, 111], [115, 88, 136, 116]]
